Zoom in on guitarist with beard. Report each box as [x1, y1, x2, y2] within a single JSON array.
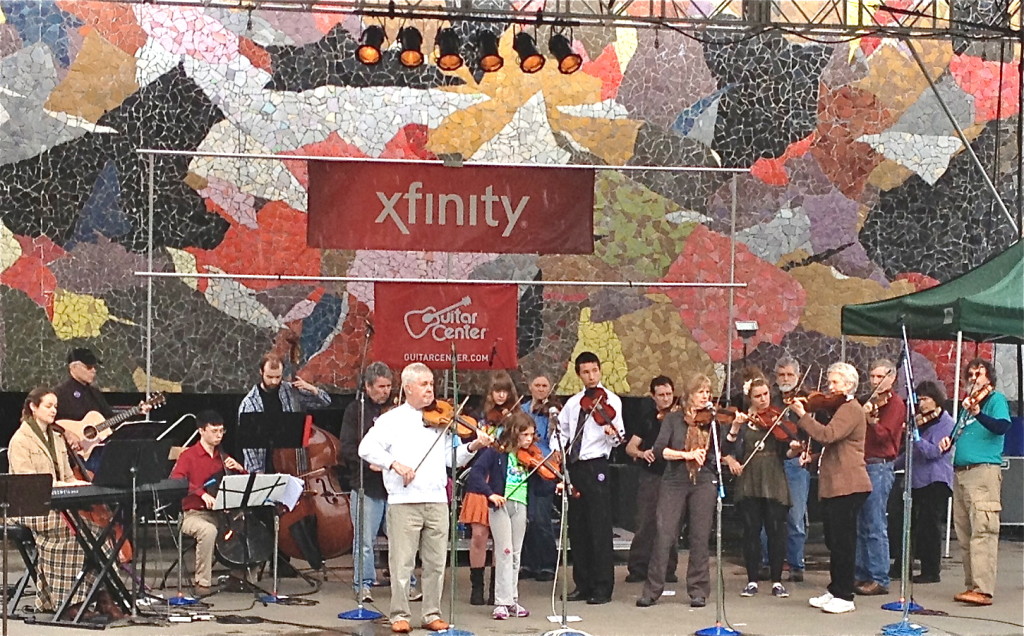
[[53, 348, 151, 473]]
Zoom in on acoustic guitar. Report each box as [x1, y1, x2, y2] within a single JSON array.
[[56, 393, 167, 459]]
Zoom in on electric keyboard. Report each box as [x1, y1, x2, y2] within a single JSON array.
[[51, 478, 188, 509]]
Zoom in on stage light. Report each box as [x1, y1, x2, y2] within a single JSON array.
[[356, 25, 386, 65], [435, 28, 463, 71], [398, 27, 424, 68], [549, 33, 582, 74], [513, 32, 544, 73], [477, 31, 503, 72]]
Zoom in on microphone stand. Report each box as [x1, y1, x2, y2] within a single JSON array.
[[338, 322, 384, 621], [697, 411, 739, 636], [881, 319, 929, 636], [543, 410, 589, 636]]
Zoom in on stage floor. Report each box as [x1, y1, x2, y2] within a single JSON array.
[[8, 539, 1022, 636]]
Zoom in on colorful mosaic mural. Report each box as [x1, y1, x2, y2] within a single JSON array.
[[0, 2, 1019, 397]]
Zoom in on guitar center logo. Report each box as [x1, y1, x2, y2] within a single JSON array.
[[403, 296, 489, 342]]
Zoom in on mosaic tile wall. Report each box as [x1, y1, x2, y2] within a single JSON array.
[[0, 3, 1020, 398]]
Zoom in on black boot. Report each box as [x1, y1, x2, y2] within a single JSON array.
[[469, 568, 485, 605], [487, 566, 496, 605]]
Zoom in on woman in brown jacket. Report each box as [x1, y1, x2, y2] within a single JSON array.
[[790, 362, 872, 615]]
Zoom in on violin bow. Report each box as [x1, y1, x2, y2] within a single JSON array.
[[412, 396, 473, 474], [504, 446, 565, 499], [947, 376, 982, 449], [740, 405, 796, 470]]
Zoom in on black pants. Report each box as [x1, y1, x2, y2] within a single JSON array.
[[912, 482, 951, 578], [821, 492, 869, 602], [642, 474, 715, 601], [627, 469, 678, 579], [739, 497, 788, 583], [567, 457, 614, 598], [521, 477, 557, 575]]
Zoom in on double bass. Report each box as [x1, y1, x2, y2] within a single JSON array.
[[272, 415, 353, 567]]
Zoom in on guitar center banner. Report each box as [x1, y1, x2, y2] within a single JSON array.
[[374, 283, 518, 370], [307, 161, 594, 254]]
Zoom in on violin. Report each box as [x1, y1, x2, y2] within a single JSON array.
[[422, 399, 484, 439], [864, 389, 892, 418], [531, 397, 562, 416], [580, 387, 622, 441], [752, 406, 801, 443], [915, 407, 942, 428], [692, 405, 740, 426], [486, 396, 524, 431], [962, 384, 993, 412], [516, 443, 561, 481], [788, 390, 848, 413]]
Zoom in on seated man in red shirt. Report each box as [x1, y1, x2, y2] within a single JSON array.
[[170, 410, 244, 596]]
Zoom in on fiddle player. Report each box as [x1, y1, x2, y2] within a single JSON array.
[[769, 356, 812, 582], [724, 377, 798, 599], [357, 363, 493, 634], [519, 374, 558, 583], [790, 363, 871, 614], [893, 380, 953, 584], [338, 361, 394, 603], [169, 410, 245, 597], [854, 359, 904, 597], [238, 352, 332, 473], [9, 387, 124, 620], [938, 358, 1011, 606], [636, 373, 718, 609], [625, 376, 679, 585], [462, 370, 519, 606], [555, 352, 625, 606]]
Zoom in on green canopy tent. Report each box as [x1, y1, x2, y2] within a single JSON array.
[[841, 240, 1024, 345]]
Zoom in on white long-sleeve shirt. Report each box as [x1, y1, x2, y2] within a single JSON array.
[[358, 402, 477, 505], [556, 383, 625, 461]]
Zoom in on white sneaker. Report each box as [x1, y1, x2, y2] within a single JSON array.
[[491, 605, 510, 620], [809, 591, 834, 608], [359, 587, 373, 603], [407, 588, 423, 602], [511, 602, 530, 617], [821, 597, 856, 614]]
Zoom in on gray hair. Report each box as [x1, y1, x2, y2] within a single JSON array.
[[401, 362, 432, 388], [869, 358, 896, 375], [827, 362, 859, 395], [774, 356, 800, 375], [363, 361, 394, 387]]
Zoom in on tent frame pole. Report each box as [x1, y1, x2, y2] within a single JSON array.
[[944, 330, 964, 559]]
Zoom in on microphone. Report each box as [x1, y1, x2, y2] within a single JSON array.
[[364, 318, 374, 334], [705, 402, 716, 411], [488, 342, 498, 368]]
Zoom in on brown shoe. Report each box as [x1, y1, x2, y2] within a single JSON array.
[[854, 581, 889, 596], [422, 619, 450, 631], [959, 590, 993, 606], [953, 589, 976, 602], [391, 620, 412, 633], [95, 590, 126, 620], [59, 602, 99, 622]]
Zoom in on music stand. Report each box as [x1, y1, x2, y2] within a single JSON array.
[[215, 473, 300, 602], [0, 474, 51, 636], [94, 429, 174, 617], [235, 412, 306, 459]]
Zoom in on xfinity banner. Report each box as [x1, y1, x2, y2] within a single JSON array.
[[307, 161, 594, 254], [373, 283, 518, 370]]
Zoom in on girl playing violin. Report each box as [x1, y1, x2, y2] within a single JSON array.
[[636, 373, 721, 609], [723, 377, 801, 599], [465, 411, 536, 620], [460, 371, 519, 605]]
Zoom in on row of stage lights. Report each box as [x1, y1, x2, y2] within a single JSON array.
[[356, 26, 583, 74]]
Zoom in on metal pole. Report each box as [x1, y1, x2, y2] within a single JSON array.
[[135, 147, 748, 174], [904, 38, 1019, 234], [146, 154, 155, 396], [725, 177, 737, 400], [945, 331, 964, 558]]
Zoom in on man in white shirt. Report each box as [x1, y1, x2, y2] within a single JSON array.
[[358, 363, 493, 634], [555, 352, 626, 605]]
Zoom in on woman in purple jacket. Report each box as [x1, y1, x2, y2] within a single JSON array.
[[896, 380, 955, 583]]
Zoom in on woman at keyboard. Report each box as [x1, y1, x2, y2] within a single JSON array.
[[8, 387, 122, 621]]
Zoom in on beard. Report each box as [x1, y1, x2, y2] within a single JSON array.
[[777, 381, 796, 393]]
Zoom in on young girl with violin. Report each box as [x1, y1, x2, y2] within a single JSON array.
[[465, 411, 538, 620], [893, 381, 954, 584], [459, 371, 520, 605], [723, 377, 801, 599], [636, 373, 719, 609]]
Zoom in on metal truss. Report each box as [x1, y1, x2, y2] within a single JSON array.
[[114, 1, 1022, 40]]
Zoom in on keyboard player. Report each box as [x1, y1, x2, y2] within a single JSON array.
[[8, 387, 122, 620], [169, 409, 244, 597]]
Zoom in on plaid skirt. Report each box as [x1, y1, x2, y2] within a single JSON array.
[[19, 511, 91, 611]]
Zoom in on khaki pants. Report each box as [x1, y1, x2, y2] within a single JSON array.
[[387, 503, 448, 625], [952, 464, 1002, 595], [182, 510, 220, 587]]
